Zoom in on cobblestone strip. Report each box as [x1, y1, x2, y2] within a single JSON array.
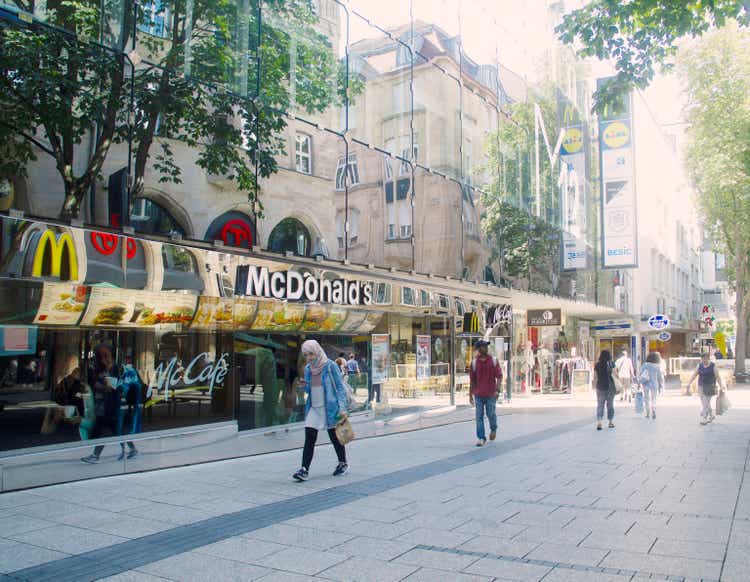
[[7, 417, 590, 582], [415, 544, 720, 582]]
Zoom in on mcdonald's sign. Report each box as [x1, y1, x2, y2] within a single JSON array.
[[463, 311, 482, 334], [30, 230, 79, 281]]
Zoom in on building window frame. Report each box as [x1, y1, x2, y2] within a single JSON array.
[[335, 154, 360, 190], [294, 132, 312, 175]]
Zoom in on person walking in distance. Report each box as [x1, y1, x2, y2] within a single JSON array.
[[686, 352, 726, 425], [640, 352, 664, 420], [469, 340, 502, 447], [292, 340, 349, 482], [615, 350, 635, 401], [593, 350, 616, 430]]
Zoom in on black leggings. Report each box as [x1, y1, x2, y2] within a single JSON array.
[[302, 427, 346, 469]]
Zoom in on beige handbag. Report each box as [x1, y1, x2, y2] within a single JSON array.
[[334, 416, 355, 445]]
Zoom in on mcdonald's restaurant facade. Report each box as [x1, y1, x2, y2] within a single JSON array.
[[0, 214, 567, 491]]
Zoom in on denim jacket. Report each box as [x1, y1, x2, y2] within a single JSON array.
[[304, 360, 348, 429]]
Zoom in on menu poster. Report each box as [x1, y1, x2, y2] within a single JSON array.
[[81, 288, 197, 327], [34, 283, 88, 325], [130, 290, 197, 327], [233, 297, 258, 330], [371, 333, 390, 384], [416, 335, 431, 380], [251, 300, 306, 331], [192, 296, 234, 329], [301, 305, 347, 333]]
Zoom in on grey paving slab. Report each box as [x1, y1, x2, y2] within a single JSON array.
[[650, 537, 726, 561], [54, 510, 172, 539], [453, 518, 527, 539], [245, 523, 356, 551], [457, 535, 540, 557], [318, 555, 419, 582], [511, 524, 590, 546], [0, 539, 69, 574], [120, 502, 217, 526], [601, 550, 722, 580], [250, 546, 348, 576], [193, 537, 287, 562], [328, 536, 417, 561], [0, 491, 48, 510], [463, 555, 553, 580], [138, 551, 270, 581], [579, 531, 657, 554], [0, 515, 56, 536], [329, 519, 417, 540], [98, 571, 174, 581], [401, 567, 492, 581], [256, 572, 321, 582], [9, 524, 128, 554], [394, 547, 480, 571], [394, 527, 475, 548], [524, 541, 608, 567], [539, 568, 631, 582]]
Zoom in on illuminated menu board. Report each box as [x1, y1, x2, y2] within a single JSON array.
[[33, 283, 88, 326], [250, 300, 306, 332], [80, 287, 197, 327]]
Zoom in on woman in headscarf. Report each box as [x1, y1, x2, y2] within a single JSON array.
[[293, 339, 349, 482]]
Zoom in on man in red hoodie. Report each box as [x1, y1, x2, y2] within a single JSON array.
[[469, 340, 503, 446]]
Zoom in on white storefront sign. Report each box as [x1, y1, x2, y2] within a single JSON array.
[[592, 318, 632, 337], [235, 265, 373, 306], [648, 314, 670, 330]]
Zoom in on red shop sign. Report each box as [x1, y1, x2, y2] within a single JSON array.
[[90, 232, 137, 260], [220, 218, 253, 248]]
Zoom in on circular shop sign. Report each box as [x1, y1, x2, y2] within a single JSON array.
[[657, 331, 672, 342], [648, 314, 670, 330]]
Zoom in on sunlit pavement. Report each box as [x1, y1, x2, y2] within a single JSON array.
[[1, 390, 750, 581]]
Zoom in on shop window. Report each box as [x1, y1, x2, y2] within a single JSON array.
[[205, 211, 254, 249], [419, 290, 430, 307], [455, 299, 466, 317], [336, 213, 345, 250], [435, 294, 450, 313], [335, 154, 359, 190], [401, 286, 417, 306], [130, 197, 185, 238], [295, 133, 312, 175], [374, 282, 392, 305], [268, 217, 311, 256]]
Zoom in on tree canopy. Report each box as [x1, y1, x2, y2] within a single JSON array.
[[556, 0, 750, 110], [0, 0, 351, 220]]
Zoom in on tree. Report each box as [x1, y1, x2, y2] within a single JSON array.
[[0, 0, 351, 220], [556, 0, 750, 110], [678, 22, 750, 374]]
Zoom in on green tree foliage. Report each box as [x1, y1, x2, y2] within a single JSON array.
[[0, 0, 353, 219], [556, 0, 750, 110], [679, 22, 750, 373], [481, 94, 561, 292]]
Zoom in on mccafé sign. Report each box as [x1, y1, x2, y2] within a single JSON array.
[[235, 265, 373, 306]]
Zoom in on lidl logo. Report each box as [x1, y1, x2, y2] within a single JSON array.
[[561, 127, 583, 155], [602, 121, 630, 149]]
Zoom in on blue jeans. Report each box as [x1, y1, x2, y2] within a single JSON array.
[[475, 397, 498, 440], [596, 389, 615, 421]]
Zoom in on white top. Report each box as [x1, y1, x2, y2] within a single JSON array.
[[309, 371, 324, 408]]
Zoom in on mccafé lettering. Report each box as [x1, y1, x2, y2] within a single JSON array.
[[235, 265, 373, 306], [153, 352, 229, 401]]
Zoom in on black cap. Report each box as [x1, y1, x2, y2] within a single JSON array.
[[475, 339, 490, 348]]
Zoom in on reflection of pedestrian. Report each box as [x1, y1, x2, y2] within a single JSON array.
[[81, 346, 137, 464], [292, 340, 349, 482], [640, 352, 664, 420], [686, 352, 726, 425]]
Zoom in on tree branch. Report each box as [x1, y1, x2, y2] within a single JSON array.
[[0, 120, 55, 156]]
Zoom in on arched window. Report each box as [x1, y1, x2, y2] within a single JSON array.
[[205, 211, 255, 249], [268, 218, 311, 256], [130, 197, 185, 237]]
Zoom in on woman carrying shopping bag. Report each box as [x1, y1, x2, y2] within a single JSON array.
[[292, 340, 351, 482], [686, 352, 726, 425], [639, 352, 665, 420]]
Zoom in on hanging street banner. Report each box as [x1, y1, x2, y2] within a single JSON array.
[[598, 78, 638, 269], [558, 93, 588, 271]]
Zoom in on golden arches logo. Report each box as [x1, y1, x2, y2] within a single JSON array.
[[32, 230, 79, 281]]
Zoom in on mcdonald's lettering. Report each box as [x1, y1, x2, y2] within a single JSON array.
[[31, 230, 78, 281], [463, 311, 481, 334]]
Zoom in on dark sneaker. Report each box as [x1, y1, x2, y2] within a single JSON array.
[[332, 462, 348, 476], [651, 411, 656, 420], [127, 449, 138, 460], [117, 450, 125, 462], [608, 422, 615, 429], [292, 467, 309, 482], [81, 454, 100, 464], [596, 423, 602, 431], [489, 430, 497, 441]]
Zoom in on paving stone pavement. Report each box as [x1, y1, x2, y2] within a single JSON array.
[[1, 390, 750, 581]]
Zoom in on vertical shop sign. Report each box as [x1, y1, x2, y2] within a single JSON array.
[[371, 334, 390, 384], [558, 96, 588, 270], [416, 335, 431, 380], [598, 78, 638, 268]]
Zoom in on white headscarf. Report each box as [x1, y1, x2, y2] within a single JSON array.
[[301, 339, 328, 375]]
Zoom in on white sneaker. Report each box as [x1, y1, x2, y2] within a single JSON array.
[[475, 439, 486, 447]]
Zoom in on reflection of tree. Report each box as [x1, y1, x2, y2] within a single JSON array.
[[481, 93, 562, 293], [0, 0, 357, 220]]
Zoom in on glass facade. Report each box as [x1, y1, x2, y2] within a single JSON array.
[[0, 0, 618, 305]]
